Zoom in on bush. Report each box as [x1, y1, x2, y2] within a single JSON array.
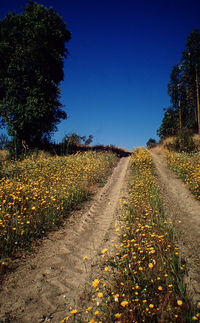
[[166, 129, 196, 152], [0, 134, 9, 149], [146, 138, 157, 148]]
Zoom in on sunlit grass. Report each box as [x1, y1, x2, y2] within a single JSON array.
[[165, 150, 200, 199], [0, 151, 117, 260], [62, 148, 198, 322]]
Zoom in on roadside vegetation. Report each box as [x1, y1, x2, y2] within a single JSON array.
[[0, 151, 117, 262], [61, 148, 199, 322], [165, 149, 200, 200]]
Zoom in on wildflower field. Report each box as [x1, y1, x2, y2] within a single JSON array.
[[165, 150, 200, 200], [63, 148, 198, 322], [0, 151, 117, 261]]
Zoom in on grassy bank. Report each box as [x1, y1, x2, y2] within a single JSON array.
[[0, 151, 117, 261], [165, 150, 200, 200]]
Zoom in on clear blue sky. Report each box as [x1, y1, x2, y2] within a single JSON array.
[[1, 0, 200, 150]]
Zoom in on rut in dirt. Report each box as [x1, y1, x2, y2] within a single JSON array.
[[151, 149, 200, 306], [0, 156, 130, 323]]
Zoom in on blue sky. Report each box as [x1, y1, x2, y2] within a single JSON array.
[[1, 0, 200, 150]]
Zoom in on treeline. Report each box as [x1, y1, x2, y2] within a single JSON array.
[[0, 132, 131, 159], [157, 29, 200, 140]]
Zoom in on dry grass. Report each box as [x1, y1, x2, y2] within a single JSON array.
[[0, 150, 9, 162]]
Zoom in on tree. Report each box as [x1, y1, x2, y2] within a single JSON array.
[[0, 134, 9, 149], [85, 135, 93, 145], [181, 29, 200, 133], [157, 107, 178, 140], [146, 138, 156, 148], [158, 29, 200, 140], [59, 133, 93, 155], [0, 1, 71, 153], [168, 64, 190, 131], [62, 133, 93, 146]]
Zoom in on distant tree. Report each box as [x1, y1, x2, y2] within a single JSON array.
[[85, 135, 93, 145], [63, 133, 93, 146], [157, 107, 178, 140], [68, 133, 83, 145], [0, 134, 9, 149], [59, 133, 93, 155], [146, 138, 157, 148], [0, 1, 71, 154]]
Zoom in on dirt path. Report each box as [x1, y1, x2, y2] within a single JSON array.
[[151, 148, 200, 306], [0, 156, 130, 323]]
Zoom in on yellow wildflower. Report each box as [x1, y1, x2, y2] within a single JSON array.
[[89, 319, 97, 323], [101, 248, 108, 254], [121, 300, 128, 307], [70, 309, 77, 314], [149, 263, 153, 269], [92, 279, 100, 288], [60, 316, 69, 322], [192, 316, 198, 321]]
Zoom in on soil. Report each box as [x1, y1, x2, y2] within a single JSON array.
[[151, 147, 200, 306], [0, 156, 131, 323]]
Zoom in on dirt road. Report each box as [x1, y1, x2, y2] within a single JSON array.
[[151, 148, 200, 306], [0, 156, 130, 323]]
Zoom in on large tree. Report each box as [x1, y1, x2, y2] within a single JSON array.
[[168, 64, 189, 131], [181, 29, 200, 133], [158, 29, 200, 140], [0, 1, 71, 152]]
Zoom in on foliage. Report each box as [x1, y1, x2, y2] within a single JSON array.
[[0, 1, 71, 154], [63, 149, 197, 322], [0, 134, 9, 149], [146, 137, 157, 148], [0, 151, 117, 259], [181, 29, 200, 133], [157, 107, 179, 140], [165, 149, 200, 199], [166, 129, 196, 153], [158, 29, 200, 139], [60, 133, 94, 155]]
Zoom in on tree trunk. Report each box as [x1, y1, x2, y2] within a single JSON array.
[[196, 67, 200, 134]]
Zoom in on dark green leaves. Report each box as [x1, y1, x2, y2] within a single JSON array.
[[0, 1, 71, 153]]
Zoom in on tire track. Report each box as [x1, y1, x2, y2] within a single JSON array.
[[0, 156, 130, 323], [151, 149, 200, 306]]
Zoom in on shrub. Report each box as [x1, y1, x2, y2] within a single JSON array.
[[0, 134, 9, 150], [146, 138, 157, 148], [166, 130, 195, 152]]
